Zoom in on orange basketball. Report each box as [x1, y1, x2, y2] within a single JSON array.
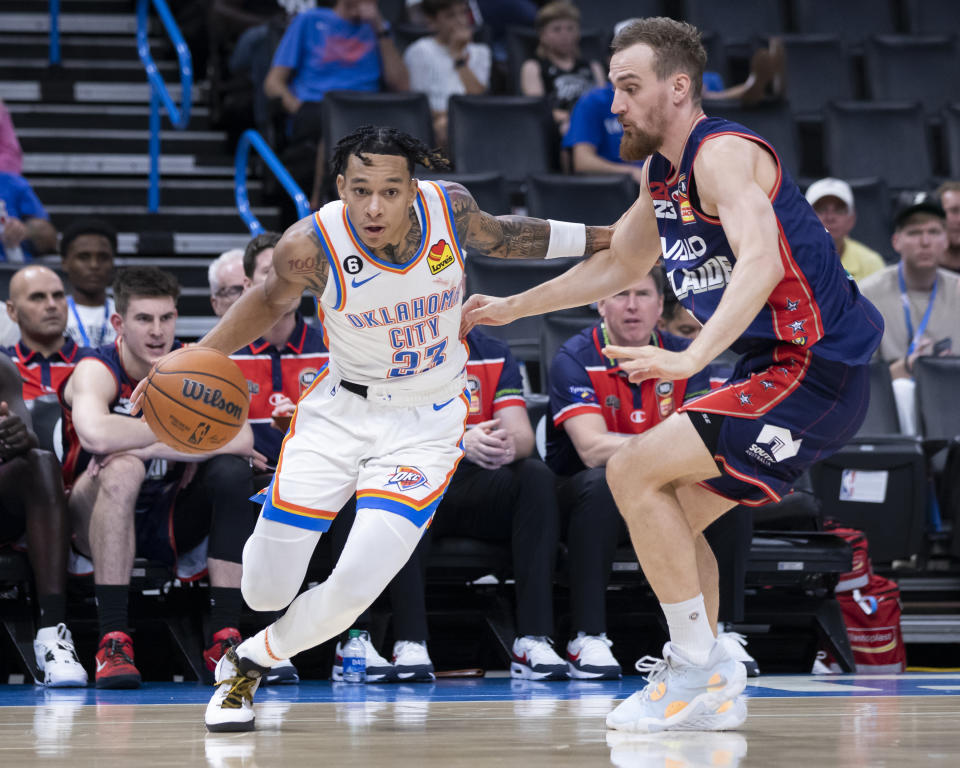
[[141, 346, 249, 454]]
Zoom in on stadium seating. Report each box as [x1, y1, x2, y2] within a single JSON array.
[[824, 102, 933, 190], [418, 172, 511, 216], [779, 35, 853, 118], [683, 0, 785, 47], [702, 102, 800, 178], [538, 311, 600, 392], [904, 0, 960, 36], [320, 90, 435, 171], [792, 0, 898, 47], [942, 103, 960, 178], [447, 96, 557, 185], [464, 254, 581, 361], [846, 177, 895, 262], [865, 36, 960, 113], [525, 173, 636, 226]]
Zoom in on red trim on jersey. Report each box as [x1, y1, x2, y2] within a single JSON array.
[[767, 217, 825, 347], [270, 366, 336, 519], [423, 180, 465, 270], [314, 212, 347, 311], [706, 454, 782, 505], [665, 113, 707, 185], [687, 130, 783, 226], [680, 346, 812, 418]]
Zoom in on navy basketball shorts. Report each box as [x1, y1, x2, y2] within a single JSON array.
[[681, 344, 870, 506]]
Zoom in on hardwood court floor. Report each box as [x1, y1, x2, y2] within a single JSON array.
[[2, 675, 959, 767]]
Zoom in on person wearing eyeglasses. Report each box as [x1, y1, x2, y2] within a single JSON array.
[[208, 248, 247, 317]]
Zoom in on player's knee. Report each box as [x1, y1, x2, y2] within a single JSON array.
[[241, 574, 296, 612], [97, 455, 145, 502], [240, 536, 302, 611]]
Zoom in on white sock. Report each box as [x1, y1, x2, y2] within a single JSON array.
[[661, 594, 715, 666]]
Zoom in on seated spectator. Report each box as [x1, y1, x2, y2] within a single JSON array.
[[60, 267, 259, 688], [936, 180, 960, 274], [0, 352, 87, 687], [5, 266, 94, 404], [208, 248, 246, 317], [404, 0, 491, 146], [329, 327, 566, 682], [0, 97, 23, 176], [0, 171, 57, 262], [563, 84, 644, 182], [659, 296, 702, 340], [263, 1, 409, 205], [547, 269, 756, 678], [520, 1, 604, 137], [860, 195, 960, 433], [59, 218, 117, 348], [805, 178, 885, 284], [227, 233, 329, 468]]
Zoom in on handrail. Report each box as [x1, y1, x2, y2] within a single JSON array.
[[235, 130, 310, 235], [136, 0, 192, 212], [49, 0, 61, 65]]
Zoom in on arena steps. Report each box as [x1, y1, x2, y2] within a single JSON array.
[[1, 3, 265, 262]]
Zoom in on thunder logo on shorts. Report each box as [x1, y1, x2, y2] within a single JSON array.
[[385, 465, 430, 492]]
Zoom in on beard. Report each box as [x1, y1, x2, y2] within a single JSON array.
[[619, 96, 668, 162], [620, 126, 663, 162]]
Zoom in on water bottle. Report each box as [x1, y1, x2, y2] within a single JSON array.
[[0, 200, 25, 263], [342, 629, 366, 683]]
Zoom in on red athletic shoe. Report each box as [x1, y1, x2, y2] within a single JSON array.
[[95, 631, 141, 689], [203, 627, 242, 672]]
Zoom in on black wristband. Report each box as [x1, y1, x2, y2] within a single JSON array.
[[377, 27, 391, 39], [454, 57, 468, 68]]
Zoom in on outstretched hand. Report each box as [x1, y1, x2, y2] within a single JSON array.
[[460, 294, 518, 338], [602, 345, 704, 383]]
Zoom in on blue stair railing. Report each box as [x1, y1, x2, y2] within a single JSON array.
[[49, 0, 61, 65], [136, 0, 192, 212], [235, 129, 310, 235]]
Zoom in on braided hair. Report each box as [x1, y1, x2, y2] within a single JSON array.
[[331, 125, 450, 178]]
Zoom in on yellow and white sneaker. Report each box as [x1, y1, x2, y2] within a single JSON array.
[[205, 648, 269, 733]]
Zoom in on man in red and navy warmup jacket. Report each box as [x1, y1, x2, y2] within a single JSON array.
[[5, 265, 94, 405]]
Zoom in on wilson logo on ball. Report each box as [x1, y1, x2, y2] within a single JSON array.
[[181, 379, 244, 419]]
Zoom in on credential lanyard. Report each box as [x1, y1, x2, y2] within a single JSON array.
[[898, 262, 937, 358], [67, 296, 109, 348]]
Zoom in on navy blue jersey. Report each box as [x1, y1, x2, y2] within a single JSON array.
[[547, 323, 712, 476], [646, 115, 883, 364], [60, 339, 184, 489]]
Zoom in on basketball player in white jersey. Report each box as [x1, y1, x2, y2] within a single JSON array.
[[133, 126, 611, 731]]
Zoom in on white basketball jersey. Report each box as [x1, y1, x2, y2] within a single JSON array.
[[312, 180, 468, 392]]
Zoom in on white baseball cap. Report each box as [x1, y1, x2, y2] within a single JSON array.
[[805, 178, 854, 211]]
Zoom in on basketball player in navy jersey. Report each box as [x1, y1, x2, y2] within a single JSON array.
[[464, 17, 883, 732]]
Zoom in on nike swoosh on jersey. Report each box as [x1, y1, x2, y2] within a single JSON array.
[[433, 398, 455, 411], [351, 274, 380, 288]]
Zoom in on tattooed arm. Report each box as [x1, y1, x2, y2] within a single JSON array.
[[444, 182, 612, 259], [199, 216, 329, 355]]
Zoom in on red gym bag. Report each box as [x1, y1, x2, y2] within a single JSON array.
[[824, 573, 907, 673]]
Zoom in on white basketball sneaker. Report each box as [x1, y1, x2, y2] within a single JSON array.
[[510, 636, 569, 681], [717, 630, 759, 677], [34, 623, 87, 687], [205, 648, 269, 732], [392, 640, 435, 682], [566, 632, 622, 680], [331, 630, 398, 683], [606, 641, 747, 733]]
